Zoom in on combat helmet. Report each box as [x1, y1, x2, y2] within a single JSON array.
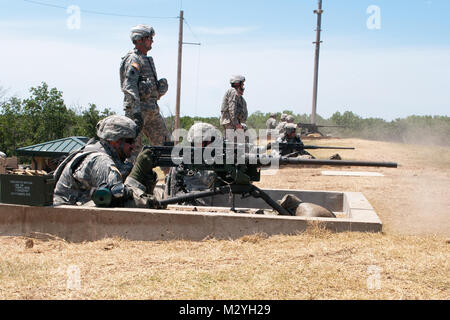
[[130, 24, 155, 43], [96, 115, 137, 141], [286, 115, 294, 123], [187, 122, 222, 144], [284, 123, 297, 134], [230, 75, 245, 84]]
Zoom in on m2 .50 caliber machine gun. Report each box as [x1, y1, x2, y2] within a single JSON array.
[[143, 143, 397, 216], [297, 122, 347, 136], [265, 142, 355, 157]]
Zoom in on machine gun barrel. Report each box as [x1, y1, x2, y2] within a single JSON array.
[[315, 125, 347, 128], [289, 144, 354, 150], [266, 142, 355, 151], [276, 157, 397, 168], [145, 145, 397, 168], [297, 122, 347, 128]]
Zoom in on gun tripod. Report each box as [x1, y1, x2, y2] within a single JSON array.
[[157, 184, 292, 216]]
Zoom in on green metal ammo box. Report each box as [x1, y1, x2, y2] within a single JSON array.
[[0, 174, 55, 206]]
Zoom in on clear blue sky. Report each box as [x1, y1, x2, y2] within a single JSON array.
[[1, 0, 449, 120]]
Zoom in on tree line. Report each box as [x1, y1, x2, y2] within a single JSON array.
[[1, 82, 449, 157], [246, 110, 450, 146], [0, 82, 114, 156]]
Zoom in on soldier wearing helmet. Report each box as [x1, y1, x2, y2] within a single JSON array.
[[273, 123, 314, 159], [220, 75, 248, 132], [286, 115, 295, 123], [53, 115, 161, 208], [274, 113, 289, 138], [266, 113, 277, 130], [164, 123, 222, 205], [120, 24, 170, 167]]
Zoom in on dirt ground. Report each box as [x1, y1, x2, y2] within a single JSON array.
[[0, 138, 449, 300], [256, 138, 450, 237]]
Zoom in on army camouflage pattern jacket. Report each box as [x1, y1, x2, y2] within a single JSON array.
[[120, 48, 168, 114], [266, 117, 277, 129], [53, 140, 147, 206], [220, 87, 248, 127]]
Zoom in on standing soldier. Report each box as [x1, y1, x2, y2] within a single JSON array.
[[220, 75, 248, 133], [275, 113, 288, 137], [120, 24, 170, 158], [266, 113, 277, 130]]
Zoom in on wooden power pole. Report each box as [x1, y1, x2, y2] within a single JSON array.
[[311, 0, 323, 126], [174, 10, 200, 143], [174, 10, 184, 143]]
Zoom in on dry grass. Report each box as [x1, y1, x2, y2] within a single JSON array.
[[1, 138, 449, 300], [1, 228, 448, 300]]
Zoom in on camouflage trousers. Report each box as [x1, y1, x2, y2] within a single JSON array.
[[221, 123, 249, 146], [125, 104, 171, 175], [125, 104, 170, 157]]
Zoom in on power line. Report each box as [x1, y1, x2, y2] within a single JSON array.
[[22, 0, 178, 19], [183, 18, 201, 44]]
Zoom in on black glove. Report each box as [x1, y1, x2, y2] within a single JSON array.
[[128, 148, 156, 187], [146, 194, 167, 209]]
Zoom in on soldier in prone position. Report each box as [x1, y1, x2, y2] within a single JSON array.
[[53, 115, 162, 208], [120, 24, 170, 161]]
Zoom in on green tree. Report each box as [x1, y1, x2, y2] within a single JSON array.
[[0, 97, 27, 155], [22, 82, 74, 143], [71, 103, 115, 138]]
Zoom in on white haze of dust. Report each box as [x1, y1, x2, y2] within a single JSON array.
[[402, 175, 450, 236]]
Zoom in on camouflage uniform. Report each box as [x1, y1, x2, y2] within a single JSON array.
[[53, 141, 131, 205], [266, 115, 277, 129], [220, 76, 248, 130], [274, 123, 314, 158], [53, 115, 156, 207], [120, 29, 170, 156], [164, 123, 220, 206], [275, 118, 287, 138]]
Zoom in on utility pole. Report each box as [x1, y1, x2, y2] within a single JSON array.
[[174, 10, 184, 144], [311, 0, 323, 126], [174, 10, 200, 144]]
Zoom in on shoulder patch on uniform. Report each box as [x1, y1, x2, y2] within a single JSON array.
[[131, 62, 140, 71]]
